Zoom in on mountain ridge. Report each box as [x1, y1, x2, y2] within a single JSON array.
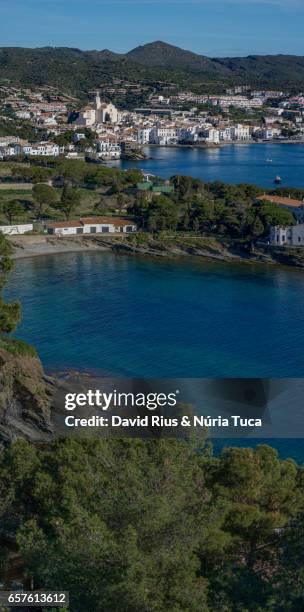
[[0, 41, 303, 94]]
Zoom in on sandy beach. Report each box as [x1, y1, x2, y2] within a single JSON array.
[[8, 234, 113, 259]]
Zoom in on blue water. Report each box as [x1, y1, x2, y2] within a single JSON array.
[[5, 252, 304, 377], [111, 143, 304, 189], [6, 252, 304, 461]]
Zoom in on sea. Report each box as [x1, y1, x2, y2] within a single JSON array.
[[5, 251, 304, 462], [110, 142, 304, 189]]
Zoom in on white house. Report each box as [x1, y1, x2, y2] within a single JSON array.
[[0, 223, 33, 235], [149, 127, 178, 145], [137, 128, 152, 145], [199, 128, 220, 144], [0, 143, 22, 157], [22, 142, 60, 156], [219, 127, 232, 141], [46, 217, 137, 236], [270, 223, 304, 247], [177, 127, 198, 143], [97, 140, 121, 159], [231, 125, 250, 141]]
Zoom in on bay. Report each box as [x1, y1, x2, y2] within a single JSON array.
[[110, 143, 304, 189], [6, 252, 304, 461], [5, 252, 304, 377]]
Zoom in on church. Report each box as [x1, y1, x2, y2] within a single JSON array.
[[74, 92, 119, 127]]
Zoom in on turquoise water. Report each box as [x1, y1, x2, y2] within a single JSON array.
[[113, 143, 304, 188], [5, 252, 304, 378]]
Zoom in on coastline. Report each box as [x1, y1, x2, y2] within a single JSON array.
[[8, 234, 304, 269], [9, 235, 110, 259], [145, 140, 304, 151]]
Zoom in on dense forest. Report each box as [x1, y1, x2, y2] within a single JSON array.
[[1, 438, 304, 611]]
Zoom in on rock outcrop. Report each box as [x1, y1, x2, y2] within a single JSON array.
[[0, 349, 53, 443]]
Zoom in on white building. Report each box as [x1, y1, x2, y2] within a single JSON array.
[[149, 127, 178, 145], [46, 217, 137, 236], [219, 127, 232, 141], [231, 125, 250, 141], [270, 224, 304, 246], [177, 127, 198, 143], [75, 92, 119, 127], [137, 128, 152, 145], [97, 140, 121, 159], [22, 142, 60, 156], [0, 143, 22, 157], [199, 128, 220, 143], [15, 111, 31, 120], [0, 223, 33, 235]]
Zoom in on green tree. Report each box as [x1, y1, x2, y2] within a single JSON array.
[[251, 216, 265, 240], [55, 160, 88, 187], [274, 511, 304, 610], [181, 210, 190, 231], [2, 200, 24, 225], [3, 438, 210, 611], [55, 186, 82, 220], [258, 202, 295, 228], [116, 193, 127, 214], [147, 196, 179, 232], [94, 196, 108, 214], [32, 183, 58, 219], [192, 217, 200, 233], [0, 234, 21, 332]]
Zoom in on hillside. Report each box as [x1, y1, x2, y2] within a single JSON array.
[[218, 54, 304, 90], [0, 42, 303, 95], [126, 40, 228, 74], [127, 42, 304, 90]]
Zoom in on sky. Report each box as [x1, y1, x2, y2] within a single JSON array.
[[0, 0, 303, 57]]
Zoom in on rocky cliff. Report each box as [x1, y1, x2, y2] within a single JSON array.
[[0, 349, 53, 443]]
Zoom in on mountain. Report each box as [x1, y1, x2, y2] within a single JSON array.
[[0, 42, 303, 96], [218, 54, 304, 88], [126, 40, 227, 74], [127, 42, 304, 89]]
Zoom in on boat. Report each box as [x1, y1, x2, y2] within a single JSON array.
[[274, 175, 282, 184], [266, 159, 273, 163]]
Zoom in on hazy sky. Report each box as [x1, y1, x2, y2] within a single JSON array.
[[0, 0, 303, 57]]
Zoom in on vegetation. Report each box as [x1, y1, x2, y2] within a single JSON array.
[[0, 439, 303, 610], [0, 232, 35, 356], [0, 159, 297, 246], [0, 43, 304, 99], [55, 185, 82, 220], [0, 336, 37, 357], [32, 183, 58, 219], [0, 118, 45, 142], [129, 176, 296, 241], [0, 233, 20, 334]]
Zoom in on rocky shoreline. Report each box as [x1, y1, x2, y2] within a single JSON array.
[[8, 234, 304, 269]]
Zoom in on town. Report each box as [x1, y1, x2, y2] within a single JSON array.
[[1, 84, 304, 163], [1, 83, 304, 253]]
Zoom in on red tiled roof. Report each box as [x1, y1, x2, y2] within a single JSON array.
[[81, 217, 133, 227], [47, 221, 83, 228], [258, 195, 304, 208], [46, 217, 134, 229]]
